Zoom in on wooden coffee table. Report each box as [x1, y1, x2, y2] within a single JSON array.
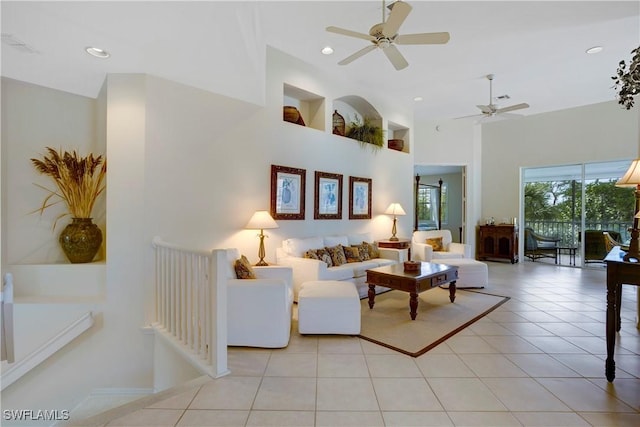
[[366, 262, 458, 320]]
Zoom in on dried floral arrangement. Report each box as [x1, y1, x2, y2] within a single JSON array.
[[31, 147, 106, 228], [612, 46, 640, 110]]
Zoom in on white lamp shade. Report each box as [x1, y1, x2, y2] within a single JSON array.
[[245, 210, 279, 230], [384, 203, 406, 216], [616, 159, 640, 187]]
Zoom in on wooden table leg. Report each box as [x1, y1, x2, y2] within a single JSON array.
[[368, 284, 376, 309], [605, 275, 618, 382], [616, 283, 623, 332], [409, 292, 418, 320], [449, 281, 457, 303]]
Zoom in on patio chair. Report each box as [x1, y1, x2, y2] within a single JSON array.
[[584, 230, 623, 263], [524, 227, 560, 263]]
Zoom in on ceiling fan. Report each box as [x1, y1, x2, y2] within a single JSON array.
[[459, 74, 530, 120], [326, 0, 450, 71]]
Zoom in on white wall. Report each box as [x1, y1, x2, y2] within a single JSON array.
[[1, 78, 100, 265], [481, 101, 639, 222], [413, 119, 481, 246], [414, 102, 639, 250], [1, 46, 415, 415]]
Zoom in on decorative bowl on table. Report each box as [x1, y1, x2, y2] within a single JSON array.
[[404, 261, 421, 272]]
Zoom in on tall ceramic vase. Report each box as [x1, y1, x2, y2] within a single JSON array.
[[59, 217, 103, 263]]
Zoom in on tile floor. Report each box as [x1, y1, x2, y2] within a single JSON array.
[[96, 261, 639, 426]]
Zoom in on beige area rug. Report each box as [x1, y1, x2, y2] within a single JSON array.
[[359, 288, 510, 357]]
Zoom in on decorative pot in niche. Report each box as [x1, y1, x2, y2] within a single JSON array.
[[283, 106, 305, 126], [332, 110, 345, 136], [388, 139, 404, 151], [59, 218, 103, 263]]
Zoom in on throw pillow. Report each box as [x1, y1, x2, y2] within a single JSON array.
[[352, 243, 370, 261], [315, 247, 334, 267], [234, 255, 256, 279], [303, 250, 320, 260], [426, 237, 444, 252], [326, 244, 348, 266], [362, 241, 379, 259], [343, 246, 361, 263]]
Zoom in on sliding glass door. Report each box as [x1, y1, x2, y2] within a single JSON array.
[[522, 160, 634, 267]]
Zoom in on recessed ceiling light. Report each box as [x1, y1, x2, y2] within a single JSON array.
[[413, 96, 423, 102], [85, 46, 110, 58], [586, 46, 603, 54], [321, 46, 334, 55]]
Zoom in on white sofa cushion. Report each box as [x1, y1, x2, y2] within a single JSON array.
[[351, 260, 381, 278], [324, 235, 349, 247], [371, 257, 396, 267], [347, 233, 373, 245], [322, 264, 355, 281], [283, 236, 324, 257]]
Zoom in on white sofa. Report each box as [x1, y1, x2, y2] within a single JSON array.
[[276, 233, 406, 300], [411, 229, 472, 262], [225, 248, 293, 348]]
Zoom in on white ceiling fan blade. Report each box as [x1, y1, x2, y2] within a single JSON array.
[[338, 45, 377, 65], [382, 1, 412, 37], [496, 112, 525, 119], [326, 26, 375, 42], [395, 32, 450, 45], [478, 113, 522, 123], [454, 113, 485, 120], [496, 103, 530, 114], [383, 44, 409, 70]]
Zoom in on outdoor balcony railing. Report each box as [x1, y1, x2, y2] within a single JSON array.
[[524, 220, 632, 247]]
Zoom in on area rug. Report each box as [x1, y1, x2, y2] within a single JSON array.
[[358, 288, 510, 357]]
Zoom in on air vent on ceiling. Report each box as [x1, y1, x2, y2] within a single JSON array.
[[495, 94, 511, 101], [1, 33, 39, 54]]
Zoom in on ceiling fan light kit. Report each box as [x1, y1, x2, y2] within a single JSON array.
[[326, 0, 450, 71]]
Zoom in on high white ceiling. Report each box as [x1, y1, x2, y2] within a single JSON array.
[[2, 1, 639, 121]]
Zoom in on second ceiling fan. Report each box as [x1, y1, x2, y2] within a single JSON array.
[[462, 74, 530, 120], [326, 0, 450, 71]]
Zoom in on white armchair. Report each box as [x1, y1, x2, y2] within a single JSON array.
[[412, 229, 472, 262], [225, 249, 293, 348]]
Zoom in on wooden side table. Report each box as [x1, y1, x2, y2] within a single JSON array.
[[604, 246, 640, 382], [377, 239, 411, 259]]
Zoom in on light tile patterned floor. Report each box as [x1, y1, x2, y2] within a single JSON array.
[[101, 261, 639, 426]]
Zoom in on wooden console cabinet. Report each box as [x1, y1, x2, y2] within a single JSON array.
[[477, 225, 518, 263]]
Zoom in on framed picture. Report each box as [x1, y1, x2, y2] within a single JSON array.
[[349, 176, 372, 219], [270, 164, 306, 220], [314, 171, 343, 220]]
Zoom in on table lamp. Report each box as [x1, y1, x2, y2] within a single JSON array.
[[384, 203, 406, 241], [615, 159, 640, 261], [245, 210, 279, 266]]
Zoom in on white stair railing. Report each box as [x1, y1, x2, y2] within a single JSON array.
[[2, 311, 94, 390], [1, 273, 15, 363], [151, 237, 228, 378]]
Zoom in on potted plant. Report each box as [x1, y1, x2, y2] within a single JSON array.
[[345, 114, 384, 150], [31, 147, 106, 263], [612, 46, 640, 110]]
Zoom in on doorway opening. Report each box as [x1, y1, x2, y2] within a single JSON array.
[[414, 165, 466, 243]]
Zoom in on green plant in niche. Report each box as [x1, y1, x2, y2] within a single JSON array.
[[346, 114, 384, 150]]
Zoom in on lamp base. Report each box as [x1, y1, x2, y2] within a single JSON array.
[[389, 236, 399, 241], [255, 260, 269, 266]]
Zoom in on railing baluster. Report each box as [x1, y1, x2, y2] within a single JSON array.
[[152, 237, 227, 377]]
